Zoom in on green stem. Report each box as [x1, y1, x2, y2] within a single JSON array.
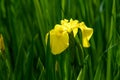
[[88, 56, 93, 80], [106, 50, 112, 80]]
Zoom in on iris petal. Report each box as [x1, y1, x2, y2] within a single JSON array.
[[79, 22, 93, 47], [50, 25, 69, 55]]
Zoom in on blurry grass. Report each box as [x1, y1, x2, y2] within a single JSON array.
[[0, 0, 120, 80]]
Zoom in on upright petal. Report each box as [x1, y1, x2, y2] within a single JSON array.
[[61, 19, 68, 25], [61, 19, 79, 37]]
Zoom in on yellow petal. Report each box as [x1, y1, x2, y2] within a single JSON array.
[[79, 22, 93, 47], [50, 25, 69, 55], [61, 19, 68, 25], [69, 19, 79, 37], [72, 28, 78, 37], [61, 19, 79, 37]]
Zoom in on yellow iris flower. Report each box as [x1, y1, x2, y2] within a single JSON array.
[[46, 19, 93, 55], [0, 34, 5, 52]]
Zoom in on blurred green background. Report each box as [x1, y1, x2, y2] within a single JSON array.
[[0, 0, 120, 80]]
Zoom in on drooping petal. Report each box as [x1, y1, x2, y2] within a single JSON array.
[[79, 22, 93, 47], [50, 25, 69, 55]]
